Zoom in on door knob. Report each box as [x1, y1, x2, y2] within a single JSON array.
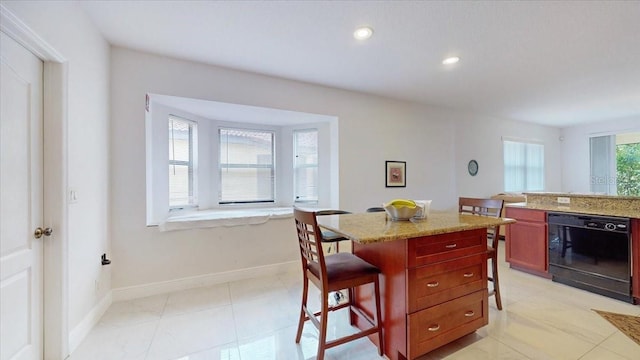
[[34, 227, 53, 239]]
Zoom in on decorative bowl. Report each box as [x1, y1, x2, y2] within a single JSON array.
[[383, 201, 419, 221]]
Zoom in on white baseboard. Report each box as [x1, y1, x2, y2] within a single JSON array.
[[112, 260, 299, 302], [68, 291, 113, 354]]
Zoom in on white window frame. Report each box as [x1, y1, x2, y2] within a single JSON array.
[[145, 96, 339, 226], [502, 137, 545, 193]]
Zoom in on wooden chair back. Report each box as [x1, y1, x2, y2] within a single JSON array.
[[294, 208, 327, 285], [458, 197, 505, 249]]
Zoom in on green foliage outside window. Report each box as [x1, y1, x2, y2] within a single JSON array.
[[616, 143, 640, 196]]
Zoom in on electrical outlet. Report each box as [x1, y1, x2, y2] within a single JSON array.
[[557, 197, 571, 204]]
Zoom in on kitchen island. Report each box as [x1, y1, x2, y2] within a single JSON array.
[[317, 211, 515, 360]]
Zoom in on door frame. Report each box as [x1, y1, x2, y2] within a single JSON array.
[[1, 5, 69, 359]]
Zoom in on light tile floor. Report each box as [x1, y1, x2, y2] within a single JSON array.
[[70, 246, 640, 360]]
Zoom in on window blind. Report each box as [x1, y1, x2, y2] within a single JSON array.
[[503, 140, 544, 192]]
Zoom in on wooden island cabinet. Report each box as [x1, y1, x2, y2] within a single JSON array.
[[318, 212, 513, 360], [505, 207, 550, 278]]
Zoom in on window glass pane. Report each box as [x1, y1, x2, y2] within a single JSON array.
[[504, 140, 544, 192], [219, 128, 274, 203], [590, 135, 615, 194], [526, 143, 544, 191], [504, 141, 525, 192], [220, 129, 273, 165], [169, 164, 191, 206], [169, 119, 191, 162], [295, 167, 318, 201], [589, 133, 640, 196], [294, 130, 318, 202], [220, 168, 274, 202], [616, 141, 640, 196], [169, 117, 196, 207]]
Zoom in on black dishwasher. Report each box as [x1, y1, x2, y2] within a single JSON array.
[[547, 212, 632, 303]]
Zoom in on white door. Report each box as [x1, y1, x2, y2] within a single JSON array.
[[0, 31, 44, 360]]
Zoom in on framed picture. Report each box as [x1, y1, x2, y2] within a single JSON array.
[[385, 161, 406, 187]]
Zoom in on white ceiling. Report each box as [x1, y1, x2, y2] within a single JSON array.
[[80, 1, 640, 128]]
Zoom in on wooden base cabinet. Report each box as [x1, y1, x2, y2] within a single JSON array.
[[505, 208, 550, 278], [353, 228, 488, 360]]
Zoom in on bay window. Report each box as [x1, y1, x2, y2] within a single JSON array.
[[145, 95, 338, 226]]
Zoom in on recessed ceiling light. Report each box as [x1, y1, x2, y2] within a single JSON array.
[[442, 56, 460, 65], [353, 26, 373, 40]]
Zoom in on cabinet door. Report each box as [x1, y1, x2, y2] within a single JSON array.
[[507, 220, 548, 273]]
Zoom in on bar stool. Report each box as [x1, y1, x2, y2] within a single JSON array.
[[459, 197, 505, 310], [293, 208, 384, 360]]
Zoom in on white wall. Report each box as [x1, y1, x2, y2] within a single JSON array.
[[110, 47, 460, 289], [561, 116, 640, 193], [455, 115, 563, 198], [3, 0, 111, 342]]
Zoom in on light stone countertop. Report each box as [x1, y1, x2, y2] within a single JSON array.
[[523, 192, 640, 200], [317, 211, 515, 244], [506, 202, 640, 219]]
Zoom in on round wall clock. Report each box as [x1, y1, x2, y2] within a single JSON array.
[[468, 160, 479, 176]]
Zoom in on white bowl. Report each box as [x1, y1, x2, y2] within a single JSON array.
[[383, 204, 419, 221]]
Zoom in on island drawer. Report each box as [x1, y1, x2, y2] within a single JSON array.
[[407, 253, 487, 313], [408, 228, 486, 267], [407, 289, 488, 358]]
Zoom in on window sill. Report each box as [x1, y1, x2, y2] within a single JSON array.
[[158, 207, 294, 232]]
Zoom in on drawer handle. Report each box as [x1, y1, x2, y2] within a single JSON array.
[[445, 243, 457, 249], [463, 272, 474, 278], [464, 311, 475, 317], [427, 281, 439, 288], [427, 324, 440, 332]]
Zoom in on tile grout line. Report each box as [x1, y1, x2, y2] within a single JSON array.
[[227, 281, 244, 360], [142, 294, 170, 360]]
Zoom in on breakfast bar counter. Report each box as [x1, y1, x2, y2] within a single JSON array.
[[317, 212, 514, 360], [317, 211, 516, 244]]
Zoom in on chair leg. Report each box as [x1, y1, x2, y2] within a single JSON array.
[[317, 290, 329, 360], [374, 277, 384, 356], [492, 256, 503, 310], [295, 276, 309, 343], [347, 287, 355, 325]]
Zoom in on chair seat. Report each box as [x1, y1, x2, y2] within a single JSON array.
[[308, 253, 380, 283]]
